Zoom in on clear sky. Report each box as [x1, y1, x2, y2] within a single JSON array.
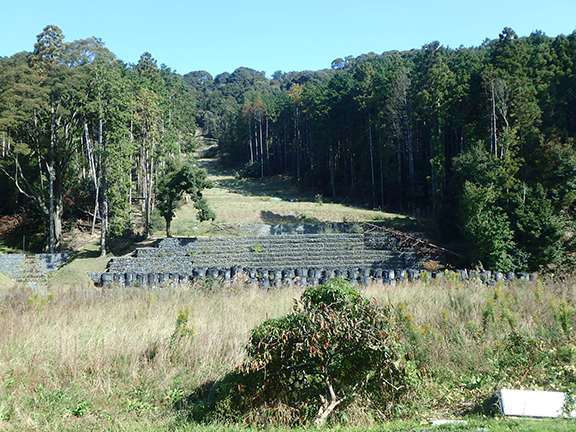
[[1, 0, 575, 78]]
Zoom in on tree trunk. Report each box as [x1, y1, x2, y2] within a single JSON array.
[[99, 119, 108, 257], [379, 132, 384, 208], [295, 107, 301, 182], [259, 119, 264, 178], [349, 148, 355, 189], [249, 118, 254, 163], [368, 112, 376, 208], [48, 159, 55, 253], [100, 180, 108, 257], [265, 114, 269, 173], [315, 377, 343, 427], [84, 123, 101, 237], [165, 216, 172, 238], [54, 199, 63, 251], [283, 127, 288, 173], [329, 137, 336, 199], [406, 111, 414, 177], [396, 148, 403, 211], [145, 155, 154, 237], [490, 78, 497, 156], [48, 101, 57, 253]]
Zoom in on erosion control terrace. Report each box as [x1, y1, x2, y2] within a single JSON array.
[[88, 229, 441, 287]]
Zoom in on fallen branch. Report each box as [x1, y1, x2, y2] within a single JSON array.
[[358, 221, 463, 258]]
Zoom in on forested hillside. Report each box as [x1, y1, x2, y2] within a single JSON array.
[[0, 25, 207, 256], [1, 25, 576, 272], [186, 28, 576, 273]]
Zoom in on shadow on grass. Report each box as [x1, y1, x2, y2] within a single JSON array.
[[260, 210, 322, 225], [463, 393, 501, 417], [106, 233, 148, 256], [384, 216, 427, 231], [216, 174, 311, 200], [173, 372, 252, 425], [73, 248, 101, 259]]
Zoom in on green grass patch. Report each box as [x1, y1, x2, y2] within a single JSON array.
[[0, 269, 14, 291], [151, 159, 422, 237], [47, 241, 109, 290]]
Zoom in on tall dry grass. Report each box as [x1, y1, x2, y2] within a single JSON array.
[[364, 275, 576, 417], [0, 280, 303, 430], [1, 276, 575, 430]]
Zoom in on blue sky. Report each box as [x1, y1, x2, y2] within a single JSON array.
[[2, 0, 575, 77]]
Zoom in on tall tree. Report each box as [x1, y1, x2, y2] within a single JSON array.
[[2, 26, 90, 251], [83, 52, 133, 255]]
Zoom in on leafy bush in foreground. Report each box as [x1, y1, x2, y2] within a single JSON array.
[[189, 278, 418, 426]]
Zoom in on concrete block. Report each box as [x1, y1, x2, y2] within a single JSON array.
[[395, 269, 406, 279], [407, 269, 419, 280], [323, 269, 335, 280], [295, 268, 307, 277], [101, 273, 113, 287], [359, 276, 371, 285]]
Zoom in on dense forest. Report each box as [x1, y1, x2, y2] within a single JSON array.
[[186, 27, 576, 273], [0, 25, 211, 256], [1, 25, 576, 272]]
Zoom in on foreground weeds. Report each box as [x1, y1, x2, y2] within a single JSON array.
[[0, 276, 575, 430], [0, 280, 299, 430]]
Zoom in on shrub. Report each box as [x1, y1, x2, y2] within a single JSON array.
[[242, 161, 262, 178], [251, 241, 265, 253], [190, 278, 418, 426]]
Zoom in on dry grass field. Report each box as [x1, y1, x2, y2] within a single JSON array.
[[1, 276, 575, 431]]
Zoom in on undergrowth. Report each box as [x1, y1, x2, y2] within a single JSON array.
[[0, 276, 575, 430]]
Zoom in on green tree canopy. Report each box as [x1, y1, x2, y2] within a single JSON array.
[[155, 161, 215, 237]]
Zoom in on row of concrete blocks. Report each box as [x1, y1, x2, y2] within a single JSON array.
[[91, 267, 538, 288], [105, 257, 413, 275]]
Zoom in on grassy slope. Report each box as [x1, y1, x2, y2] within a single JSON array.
[[155, 152, 419, 237], [47, 242, 110, 290], [0, 269, 13, 291]]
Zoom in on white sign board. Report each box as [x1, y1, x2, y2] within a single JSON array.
[[499, 389, 576, 418]]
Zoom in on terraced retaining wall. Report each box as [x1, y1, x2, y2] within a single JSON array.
[[88, 232, 441, 287], [87, 231, 540, 288], [0, 253, 71, 282]]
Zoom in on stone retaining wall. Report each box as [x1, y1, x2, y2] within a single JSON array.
[[0, 253, 71, 282], [89, 232, 441, 287], [213, 222, 389, 236], [131, 233, 424, 269], [36, 253, 71, 271], [87, 231, 542, 289], [0, 254, 26, 279], [87, 267, 537, 289]]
